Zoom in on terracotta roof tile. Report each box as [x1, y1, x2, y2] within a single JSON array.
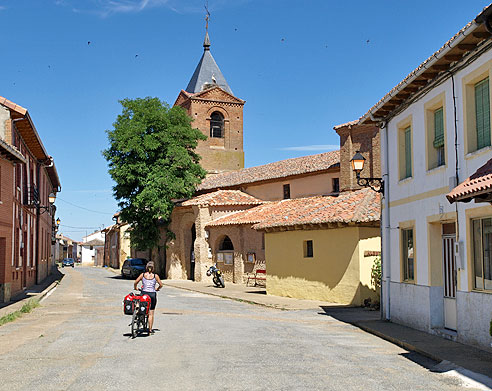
[[182, 190, 263, 207], [0, 96, 27, 115], [333, 120, 358, 130], [447, 157, 492, 203], [207, 188, 380, 229], [198, 150, 340, 191]]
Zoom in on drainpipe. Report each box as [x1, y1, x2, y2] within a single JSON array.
[[450, 73, 462, 286], [35, 162, 41, 284], [371, 113, 390, 321]]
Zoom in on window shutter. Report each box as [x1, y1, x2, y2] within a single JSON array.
[[433, 108, 444, 148], [475, 78, 491, 149], [405, 127, 412, 178]]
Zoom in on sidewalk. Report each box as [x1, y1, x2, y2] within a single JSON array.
[[163, 279, 492, 387], [0, 268, 63, 318]]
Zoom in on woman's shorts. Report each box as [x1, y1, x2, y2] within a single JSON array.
[[142, 291, 157, 310]]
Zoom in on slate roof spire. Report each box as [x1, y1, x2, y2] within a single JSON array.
[[185, 32, 233, 95]]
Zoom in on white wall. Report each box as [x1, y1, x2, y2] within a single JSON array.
[[382, 46, 492, 349]]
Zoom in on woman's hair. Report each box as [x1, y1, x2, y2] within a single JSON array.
[[146, 261, 154, 273]]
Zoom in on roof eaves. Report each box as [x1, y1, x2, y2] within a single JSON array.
[[358, 16, 483, 125]]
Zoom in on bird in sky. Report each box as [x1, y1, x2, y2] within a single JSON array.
[[366, 39, 370, 44], [88, 41, 91, 45], [281, 38, 285, 42], [135, 54, 138, 58]]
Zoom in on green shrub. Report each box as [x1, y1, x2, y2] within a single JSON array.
[[371, 257, 382, 293]]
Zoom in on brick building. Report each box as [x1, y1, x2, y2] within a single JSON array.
[[0, 96, 60, 302]]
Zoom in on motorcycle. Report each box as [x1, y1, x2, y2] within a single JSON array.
[[206, 264, 225, 288]]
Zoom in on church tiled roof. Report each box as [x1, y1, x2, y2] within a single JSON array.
[[198, 150, 340, 191], [182, 190, 263, 207], [207, 188, 380, 229]]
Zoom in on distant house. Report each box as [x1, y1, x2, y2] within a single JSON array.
[[81, 231, 105, 266], [103, 213, 131, 270], [54, 234, 76, 261]]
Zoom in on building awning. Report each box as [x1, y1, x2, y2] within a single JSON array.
[[447, 158, 492, 204]]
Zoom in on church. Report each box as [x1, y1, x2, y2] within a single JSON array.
[[160, 31, 382, 305]]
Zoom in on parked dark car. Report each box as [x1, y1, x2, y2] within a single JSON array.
[[62, 258, 75, 268], [121, 258, 147, 279]]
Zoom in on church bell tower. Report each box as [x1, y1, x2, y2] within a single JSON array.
[[174, 32, 245, 174]]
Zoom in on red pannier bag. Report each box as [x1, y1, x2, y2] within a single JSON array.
[[123, 292, 152, 315]]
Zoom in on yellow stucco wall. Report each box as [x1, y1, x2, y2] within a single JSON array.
[[119, 224, 131, 269], [265, 227, 380, 305]]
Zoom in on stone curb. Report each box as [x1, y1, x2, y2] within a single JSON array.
[[0, 276, 62, 319], [163, 282, 287, 310]]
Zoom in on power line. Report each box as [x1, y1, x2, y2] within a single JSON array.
[[60, 224, 101, 229], [57, 196, 114, 215]]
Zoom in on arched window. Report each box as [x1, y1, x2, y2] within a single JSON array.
[[210, 111, 224, 138], [219, 236, 234, 251]]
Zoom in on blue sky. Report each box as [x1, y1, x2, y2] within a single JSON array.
[[0, 0, 489, 240]]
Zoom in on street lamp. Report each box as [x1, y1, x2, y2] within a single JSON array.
[[48, 192, 56, 204], [350, 151, 384, 194], [56, 217, 61, 228], [39, 192, 57, 214]]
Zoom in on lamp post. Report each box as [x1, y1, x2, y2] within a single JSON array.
[[350, 151, 384, 194]]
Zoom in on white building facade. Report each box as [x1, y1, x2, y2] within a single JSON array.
[[357, 8, 492, 351]]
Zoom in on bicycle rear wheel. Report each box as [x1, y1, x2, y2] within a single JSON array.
[[131, 310, 138, 338]]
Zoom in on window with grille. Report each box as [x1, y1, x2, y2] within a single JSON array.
[[402, 228, 414, 282], [475, 78, 491, 150], [210, 112, 224, 138]]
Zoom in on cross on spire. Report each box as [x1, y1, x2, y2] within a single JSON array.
[[204, 1, 210, 32]]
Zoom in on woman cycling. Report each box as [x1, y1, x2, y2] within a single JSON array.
[[134, 261, 163, 334]]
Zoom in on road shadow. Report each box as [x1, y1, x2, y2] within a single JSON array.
[[399, 351, 439, 370], [0, 267, 64, 310], [106, 275, 127, 280], [318, 305, 380, 323], [245, 290, 266, 295], [123, 328, 161, 339]]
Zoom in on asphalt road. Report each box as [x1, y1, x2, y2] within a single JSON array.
[[0, 267, 484, 391]]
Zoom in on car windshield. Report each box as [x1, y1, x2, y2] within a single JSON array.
[[130, 259, 146, 266]]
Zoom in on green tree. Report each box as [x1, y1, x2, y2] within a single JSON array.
[[103, 97, 206, 250]]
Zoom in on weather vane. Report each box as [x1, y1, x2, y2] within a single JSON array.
[[204, 1, 210, 32]]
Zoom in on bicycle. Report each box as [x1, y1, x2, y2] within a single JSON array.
[[123, 290, 151, 338]]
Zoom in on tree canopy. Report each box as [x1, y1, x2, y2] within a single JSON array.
[[103, 97, 207, 250]]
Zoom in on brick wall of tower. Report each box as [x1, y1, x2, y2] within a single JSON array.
[[182, 96, 244, 173], [336, 124, 380, 192]]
